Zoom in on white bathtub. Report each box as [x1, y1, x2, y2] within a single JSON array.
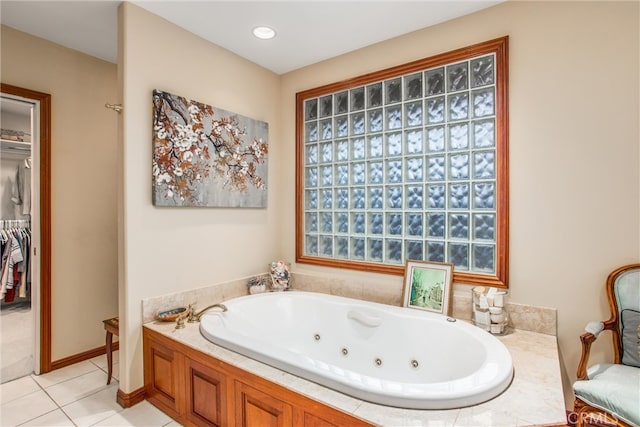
[[199, 291, 513, 409]]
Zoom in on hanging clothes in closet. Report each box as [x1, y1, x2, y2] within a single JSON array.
[[11, 158, 32, 216], [0, 220, 31, 302]]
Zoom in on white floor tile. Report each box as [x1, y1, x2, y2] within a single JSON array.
[[93, 400, 173, 426], [62, 384, 122, 426], [32, 360, 98, 388], [1, 354, 34, 386], [93, 363, 120, 383], [89, 351, 119, 370], [18, 409, 74, 426], [0, 389, 58, 426], [88, 354, 106, 368], [110, 363, 119, 381], [0, 375, 41, 405], [1, 302, 35, 384], [45, 369, 111, 406], [2, 351, 183, 427]]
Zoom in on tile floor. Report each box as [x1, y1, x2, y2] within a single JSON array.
[[1, 302, 34, 383], [0, 351, 182, 426]]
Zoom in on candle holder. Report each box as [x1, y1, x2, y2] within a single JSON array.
[[471, 286, 509, 335]]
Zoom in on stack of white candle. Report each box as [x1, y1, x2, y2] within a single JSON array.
[[472, 286, 508, 335]]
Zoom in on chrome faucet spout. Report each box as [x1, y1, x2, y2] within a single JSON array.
[[187, 303, 228, 323]]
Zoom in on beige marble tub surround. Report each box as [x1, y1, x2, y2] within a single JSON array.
[[142, 272, 557, 338], [505, 302, 557, 336], [292, 272, 366, 300], [143, 319, 566, 426], [141, 276, 257, 323], [292, 272, 403, 304], [293, 273, 558, 335], [450, 292, 557, 336], [352, 329, 566, 426], [467, 332, 566, 426]]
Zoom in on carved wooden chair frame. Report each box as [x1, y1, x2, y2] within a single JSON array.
[[573, 263, 639, 427]]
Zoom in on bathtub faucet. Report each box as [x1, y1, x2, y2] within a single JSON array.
[[187, 303, 228, 323]]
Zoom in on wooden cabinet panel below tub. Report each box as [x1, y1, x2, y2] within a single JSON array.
[[234, 380, 293, 426], [186, 357, 227, 426], [143, 333, 184, 420], [143, 327, 372, 427]]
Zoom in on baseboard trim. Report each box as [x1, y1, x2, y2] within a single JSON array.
[[50, 342, 120, 371], [117, 386, 146, 408]]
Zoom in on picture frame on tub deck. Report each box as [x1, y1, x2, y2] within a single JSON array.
[[402, 261, 454, 315]]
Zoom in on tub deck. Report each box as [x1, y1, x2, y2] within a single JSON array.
[[144, 319, 566, 426]]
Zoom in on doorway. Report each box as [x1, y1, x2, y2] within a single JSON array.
[[0, 83, 51, 380]]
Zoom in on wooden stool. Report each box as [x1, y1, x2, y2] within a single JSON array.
[[102, 317, 119, 385]]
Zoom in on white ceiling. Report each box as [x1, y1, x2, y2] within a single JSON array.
[[0, 0, 503, 75]]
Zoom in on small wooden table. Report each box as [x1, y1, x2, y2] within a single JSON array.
[[102, 317, 119, 385]]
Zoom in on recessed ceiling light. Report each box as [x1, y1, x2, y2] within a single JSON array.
[[252, 26, 276, 40]]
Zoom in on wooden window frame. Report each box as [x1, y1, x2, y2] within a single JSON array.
[[295, 37, 509, 288]]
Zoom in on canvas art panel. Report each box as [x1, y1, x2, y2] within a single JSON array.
[[152, 89, 268, 207], [402, 261, 454, 315]]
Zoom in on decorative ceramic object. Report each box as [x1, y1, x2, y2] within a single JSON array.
[[247, 277, 267, 294], [269, 261, 292, 291], [155, 307, 187, 322]]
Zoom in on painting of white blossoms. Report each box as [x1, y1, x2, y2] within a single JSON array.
[[152, 90, 268, 207]]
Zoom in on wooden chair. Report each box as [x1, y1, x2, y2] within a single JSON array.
[[573, 264, 640, 427]]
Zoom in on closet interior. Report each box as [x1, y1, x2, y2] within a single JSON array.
[[1, 95, 35, 383]]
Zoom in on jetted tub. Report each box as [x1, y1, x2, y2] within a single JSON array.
[[199, 291, 513, 409]]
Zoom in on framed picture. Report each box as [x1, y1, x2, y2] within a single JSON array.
[[152, 89, 268, 208], [402, 261, 454, 315]]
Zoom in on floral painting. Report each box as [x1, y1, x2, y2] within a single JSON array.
[[152, 89, 268, 207]]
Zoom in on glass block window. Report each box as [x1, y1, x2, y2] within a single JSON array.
[[296, 37, 509, 287]]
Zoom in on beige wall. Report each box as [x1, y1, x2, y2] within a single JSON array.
[[281, 2, 640, 405], [118, 3, 282, 392], [1, 26, 119, 360], [280, 1, 639, 407]]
